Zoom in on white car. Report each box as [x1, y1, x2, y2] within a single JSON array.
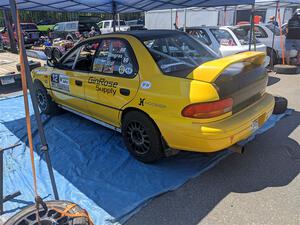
[[237, 23, 297, 64], [98, 20, 130, 34], [186, 26, 267, 56]]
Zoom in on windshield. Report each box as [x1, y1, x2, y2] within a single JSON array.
[[229, 27, 261, 45], [265, 24, 281, 36], [112, 21, 127, 26], [21, 24, 38, 30], [143, 33, 217, 77], [79, 22, 100, 32]]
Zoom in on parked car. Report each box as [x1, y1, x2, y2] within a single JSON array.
[[237, 23, 298, 64], [1, 23, 40, 48], [32, 30, 274, 163], [49, 21, 100, 41], [98, 20, 130, 34], [185, 26, 267, 57]]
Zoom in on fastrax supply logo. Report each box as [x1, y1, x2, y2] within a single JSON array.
[[88, 77, 118, 96]]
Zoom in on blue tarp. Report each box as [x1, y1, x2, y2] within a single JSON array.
[[0, 0, 256, 13], [0, 94, 291, 224]]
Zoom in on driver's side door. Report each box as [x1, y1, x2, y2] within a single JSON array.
[[50, 40, 99, 114]]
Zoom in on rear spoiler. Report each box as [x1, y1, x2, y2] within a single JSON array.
[[187, 51, 266, 83]]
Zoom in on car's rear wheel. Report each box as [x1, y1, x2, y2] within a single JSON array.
[[122, 111, 164, 163], [34, 81, 60, 115]]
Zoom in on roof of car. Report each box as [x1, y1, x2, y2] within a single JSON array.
[[112, 29, 185, 41], [185, 26, 219, 29]]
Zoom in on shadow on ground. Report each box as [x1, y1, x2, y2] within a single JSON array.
[[125, 111, 300, 225]]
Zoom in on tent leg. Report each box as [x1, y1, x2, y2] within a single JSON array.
[[270, 1, 279, 68], [112, 1, 116, 32], [184, 8, 187, 32], [249, 4, 255, 51], [9, 0, 59, 201], [3, 9, 17, 53]]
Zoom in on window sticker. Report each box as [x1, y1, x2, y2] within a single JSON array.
[[51, 73, 70, 92], [93, 58, 106, 72], [125, 66, 133, 75], [119, 65, 125, 75], [122, 56, 130, 64], [103, 61, 114, 74]]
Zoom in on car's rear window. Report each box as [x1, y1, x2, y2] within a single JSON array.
[[21, 24, 38, 30], [143, 33, 217, 77], [230, 26, 262, 44], [265, 24, 281, 36]]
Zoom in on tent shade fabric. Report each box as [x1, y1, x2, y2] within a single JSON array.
[[0, 0, 256, 13]]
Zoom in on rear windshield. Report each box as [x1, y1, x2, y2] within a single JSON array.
[[112, 21, 127, 26], [21, 24, 38, 30], [210, 28, 237, 46], [78, 22, 100, 32], [230, 26, 262, 44], [143, 33, 217, 77]]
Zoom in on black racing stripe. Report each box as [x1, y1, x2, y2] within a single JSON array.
[[46, 87, 122, 111]]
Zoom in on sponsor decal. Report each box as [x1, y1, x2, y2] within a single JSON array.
[[51, 73, 70, 92], [119, 65, 125, 75], [122, 56, 130, 64], [145, 101, 166, 108], [88, 77, 118, 96], [141, 81, 151, 89], [125, 67, 133, 75], [139, 98, 145, 106]]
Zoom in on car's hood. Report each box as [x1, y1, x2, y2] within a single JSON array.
[[187, 51, 266, 83]]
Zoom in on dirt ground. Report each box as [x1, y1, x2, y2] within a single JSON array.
[[125, 72, 300, 225]]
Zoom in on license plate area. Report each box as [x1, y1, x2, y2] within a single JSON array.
[[251, 113, 266, 132], [0, 76, 15, 85]]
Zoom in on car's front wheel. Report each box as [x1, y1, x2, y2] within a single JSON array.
[[122, 111, 164, 163], [34, 81, 59, 115]]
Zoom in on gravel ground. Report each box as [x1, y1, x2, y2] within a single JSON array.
[[125, 72, 300, 225]]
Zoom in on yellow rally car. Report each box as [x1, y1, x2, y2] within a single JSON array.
[[32, 30, 274, 163]]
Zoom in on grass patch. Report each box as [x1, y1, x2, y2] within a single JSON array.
[[38, 25, 54, 32]]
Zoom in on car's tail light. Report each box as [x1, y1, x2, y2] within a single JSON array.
[[182, 98, 233, 119]]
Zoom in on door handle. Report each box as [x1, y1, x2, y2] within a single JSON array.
[[75, 80, 82, 86], [120, 88, 130, 96]]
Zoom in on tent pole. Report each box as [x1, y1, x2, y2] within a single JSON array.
[[277, 3, 285, 64], [9, 0, 59, 200], [3, 9, 17, 53], [270, 1, 279, 68], [224, 6, 227, 26], [170, 9, 173, 29], [117, 13, 120, 31], [112, 1, 116, 32], [249, 4, 255, 51], [184, 8, 187, 32]]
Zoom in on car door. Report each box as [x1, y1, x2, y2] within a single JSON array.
[[50, 40, 99, 114], [86, 38, 140, 127]]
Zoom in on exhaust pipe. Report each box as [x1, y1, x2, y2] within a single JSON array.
[[228, 144, 245, 154]]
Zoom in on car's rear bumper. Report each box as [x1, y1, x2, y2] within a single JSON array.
[[157, 93, 275, 152]]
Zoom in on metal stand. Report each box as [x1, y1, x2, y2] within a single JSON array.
[[0, 144, 22, 215]]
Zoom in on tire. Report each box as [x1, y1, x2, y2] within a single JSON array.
[[52, 47, 62, 61], [267, 48, 278, 66], [122, 111, 164, 163], [273, 96, 288, 114], [34, 80, 60, 115], [274, 64, 298, 74], [4, 200, 89, 225]]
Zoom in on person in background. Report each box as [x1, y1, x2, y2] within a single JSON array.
[[268, 16, 279, 27], [89, 26, 96, 37], [285, 9, 300, 65]]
